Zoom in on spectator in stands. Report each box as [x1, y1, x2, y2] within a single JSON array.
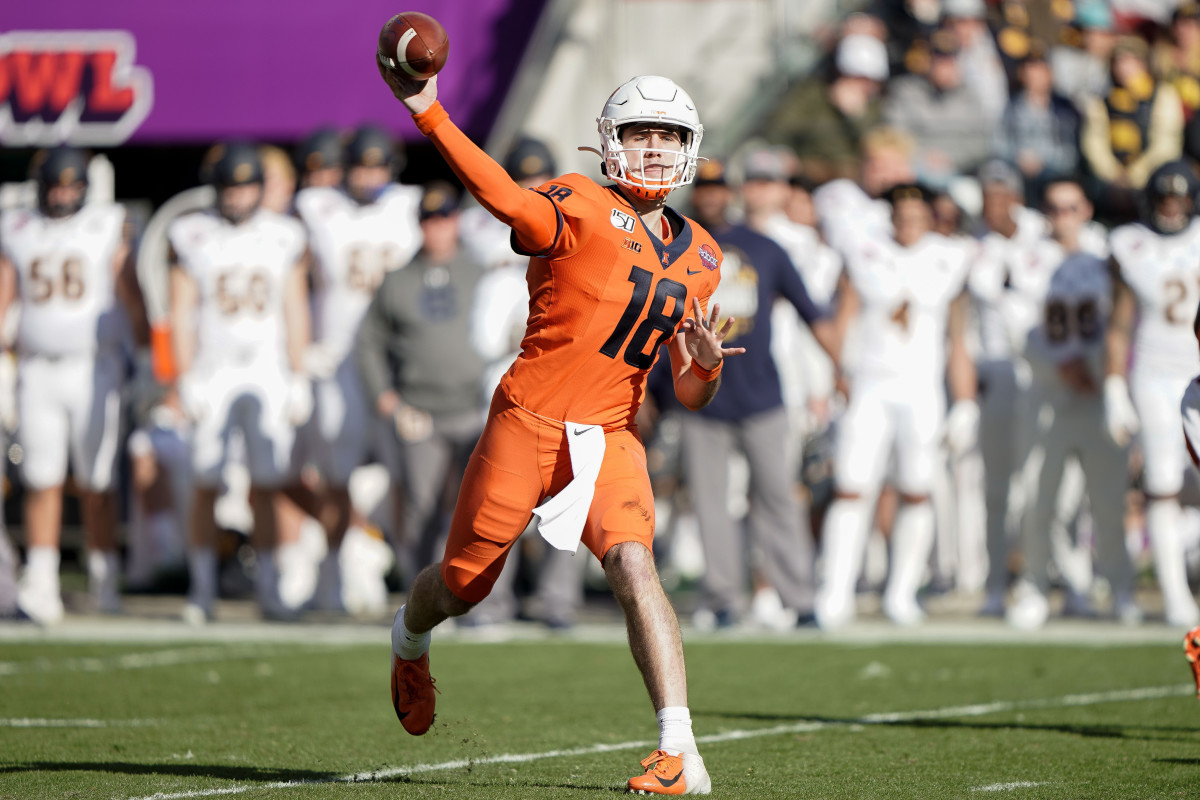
[[884, 27, 993, 186], [941, 0, 1010, 123], [1152, 1, 1200, 120], [1081, 35, 1184, 221], [762, 32, 889, 185], [865, 0, 939, 78], [992, 39, 1083, 205], [1051, 0, 1117, 109]]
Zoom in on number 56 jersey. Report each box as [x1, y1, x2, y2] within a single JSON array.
[[0, 203, 126, 357], [167, 208, 306, 369], [499, 174, 722, 429]]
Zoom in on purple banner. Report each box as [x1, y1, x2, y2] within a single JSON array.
[[1, 0, 543, 145]]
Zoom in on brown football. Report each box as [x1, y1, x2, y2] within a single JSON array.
[[377, 12, 449, 80]]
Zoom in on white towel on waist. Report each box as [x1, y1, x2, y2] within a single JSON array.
[[532, 422, 606, 552]]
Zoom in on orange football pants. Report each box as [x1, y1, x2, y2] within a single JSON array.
[[441, 390, 655, 603]]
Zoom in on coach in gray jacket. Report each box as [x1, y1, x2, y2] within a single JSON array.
[[356, 181, 487, 579]]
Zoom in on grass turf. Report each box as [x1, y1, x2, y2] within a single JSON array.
[[1, 636, 1198, 799]]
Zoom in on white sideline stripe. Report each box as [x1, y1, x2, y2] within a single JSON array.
[[0, 645, 313, 677], [120, 683, 1193, 800], [972, 782, 1047, 792], [0, 718, 159, 728]]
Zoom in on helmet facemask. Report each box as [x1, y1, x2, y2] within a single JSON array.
[[594, 76, 703, 202]]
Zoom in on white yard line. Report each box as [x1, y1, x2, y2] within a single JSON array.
[[0, 645, 311, 677], [0, 718, 159, 728], [119, 683, 1193, 800], [972, 782, 1048, 792]]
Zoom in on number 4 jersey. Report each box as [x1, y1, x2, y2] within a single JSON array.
[[0, 203, 126, 357], [167, 208, 306, 369], [499, 173, 722, 429]]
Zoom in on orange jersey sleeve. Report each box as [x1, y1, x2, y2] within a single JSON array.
[[414, 102, 558, 254], [498, 173, 723, 428]]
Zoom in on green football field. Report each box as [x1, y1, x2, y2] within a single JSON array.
[[2, 619, 1199, 799]]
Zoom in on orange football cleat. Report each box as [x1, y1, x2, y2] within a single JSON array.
[[1185, 626, 1200, 699], [390, 651, 438, 735], [627, 749, 710, 795]]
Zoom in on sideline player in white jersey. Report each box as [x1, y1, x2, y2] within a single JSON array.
[[1107, 160, 1200, 627], [1007, 177, 1141, 629], [970, 164, 1108, 614], [168, 142, 312, 622], [815, 183, 977, 629], [965, 161, 1049, 613], [0, 147, 140, 624], [294, 124, 420, 613]]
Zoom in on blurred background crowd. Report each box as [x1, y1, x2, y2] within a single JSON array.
[[4, 0, 1200, 633]]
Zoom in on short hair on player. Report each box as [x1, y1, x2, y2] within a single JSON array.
[[1039, 174, 1085, 206], [860, 126, 915, 159]]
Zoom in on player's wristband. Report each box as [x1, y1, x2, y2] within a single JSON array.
[[413, 102, 449, 136], [690, 358, 722, 382]]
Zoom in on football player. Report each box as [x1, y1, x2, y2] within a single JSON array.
[[0, 147, 140, 624], [1007, 177, 1140, 629], [966, 161, 1054, 615], [379, 65, 741, 795], [1107, 160, 1200, 627], [459, 137, 588, 630], [294, 127, 345, 190], [168, 142, 312, 623], [814, 183, 977, 629], [293, 124, 420, 614]]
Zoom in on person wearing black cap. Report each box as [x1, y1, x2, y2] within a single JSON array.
[[815, 182, 977, 629], [357, 181, 488, 587], [292, 123, 421, 615], [168, 141, 314, 623], [0, 147, 140, 624], [678, 157, 840, 629]]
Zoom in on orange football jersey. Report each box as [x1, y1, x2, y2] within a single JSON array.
[[499, 173, 723, 429]]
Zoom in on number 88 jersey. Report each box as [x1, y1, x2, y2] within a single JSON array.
[[1110, 217, 1200, 378], [1040, 251, 1111, 364], [499, 173, 722, 429], [0, 203, 125, 357], [168, 208, 306, 368]]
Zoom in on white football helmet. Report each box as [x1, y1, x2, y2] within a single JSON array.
[[596, 76, 704, 201]]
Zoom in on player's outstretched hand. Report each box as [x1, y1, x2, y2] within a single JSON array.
[[376, 56, 438, 115], [681, 297, 745, 371]]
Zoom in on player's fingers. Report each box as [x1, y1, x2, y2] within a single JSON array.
[[722, 346, 747, 357], [709, 302, 721, 328], [717, 316, 737, 338], [691, 296, 705, 325]]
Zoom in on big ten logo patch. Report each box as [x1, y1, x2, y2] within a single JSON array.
[[708, 247, 758, 341], [0, 30, 154, 146], [610, 208, 636, 233]]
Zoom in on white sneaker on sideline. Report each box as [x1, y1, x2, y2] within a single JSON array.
[[16, 575, 63, 625], [1006, 587, 1050, 631]]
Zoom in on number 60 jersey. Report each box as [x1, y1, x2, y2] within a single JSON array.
[[499, 173, 722, 429], [0, 202, 126, 356], [167, 207, 306, 369]]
